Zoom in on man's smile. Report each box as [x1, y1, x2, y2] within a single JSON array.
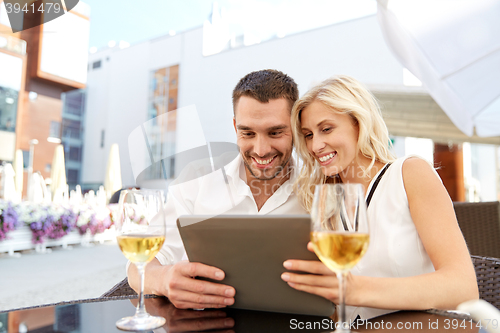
[[252, 155, 277, 168]]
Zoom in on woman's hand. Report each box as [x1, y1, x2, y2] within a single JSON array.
[[281, 242, 360, 305]]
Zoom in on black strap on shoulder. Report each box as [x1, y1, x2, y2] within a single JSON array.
[[366, 163, 391, 208]]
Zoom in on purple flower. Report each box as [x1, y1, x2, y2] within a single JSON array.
[[47, 208, 77, 240], [76, 206, 113, 236], [77, 212, 98, 235], [0, 201, 20, 242], [27, 206, 55, 244]]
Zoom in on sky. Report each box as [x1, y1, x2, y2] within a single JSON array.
[[82, 0, 377, 50]]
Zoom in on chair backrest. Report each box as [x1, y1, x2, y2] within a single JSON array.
[[471, 255, 500, 310], [453, 201, 500, 258]]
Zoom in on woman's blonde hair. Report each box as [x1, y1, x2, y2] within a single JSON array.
[[291, 75, 396, 211]]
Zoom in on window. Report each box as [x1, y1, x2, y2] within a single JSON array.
[[63, 91, 85, 116], [67, 169, 79, 184], [170, 157, 175, 178], [92, 60, 101, 69], [62, 119, 81, 139], [22, 150, 29, 169], [100, 130, 105, 148], [0, 86, 18, 132], [148, 67, 169, 118], [68, 146, 81, 161], [49, 121, 61, 139]]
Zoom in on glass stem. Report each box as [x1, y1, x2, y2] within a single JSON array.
[[337, 270, 348, 332], [135, 262, 148, 318]]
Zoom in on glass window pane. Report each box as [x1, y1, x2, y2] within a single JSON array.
[[68, 146, 81, 161], [67, 169, 79, 183], [49, 121, 61, 138]]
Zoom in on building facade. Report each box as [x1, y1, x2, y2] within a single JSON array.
[[0, 1, 90, 196], [82, 13, 499, 200]]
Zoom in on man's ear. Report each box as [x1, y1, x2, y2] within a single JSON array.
[[233, 117, 237, 133]]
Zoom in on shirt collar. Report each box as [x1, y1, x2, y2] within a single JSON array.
[[224, 154, 243, 184]]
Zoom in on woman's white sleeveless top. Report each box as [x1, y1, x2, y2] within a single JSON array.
[[346, 156, 435, 321]]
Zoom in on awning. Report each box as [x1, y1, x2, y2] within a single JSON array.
[[377, 0, 500, 137]]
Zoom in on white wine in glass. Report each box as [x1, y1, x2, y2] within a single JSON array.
[[117, 234, 165, 263], [116, 189, 166, 331], [311, 183, 369, 333]]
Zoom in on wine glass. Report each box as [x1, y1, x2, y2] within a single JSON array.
[[310, 183, 369, 333], [115, 189, 166, 331]]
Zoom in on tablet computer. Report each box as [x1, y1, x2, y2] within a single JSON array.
[[176, 215, 335, 317]]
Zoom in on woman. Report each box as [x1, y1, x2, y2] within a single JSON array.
[[282, 75, 478, 320]]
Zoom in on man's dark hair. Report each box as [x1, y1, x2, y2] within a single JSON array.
[[232, 69, 299, 114]]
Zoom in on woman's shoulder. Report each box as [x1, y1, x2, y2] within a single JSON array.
[[385, 155, 434, 178], [391, 155, 433, 169], [380, 156, 440, 193], [400, 156, 442, 193], [399, 155, 435, 174], [401, 155, 433, 169]]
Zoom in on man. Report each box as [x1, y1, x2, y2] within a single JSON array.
[[128, 69, 306, 310]]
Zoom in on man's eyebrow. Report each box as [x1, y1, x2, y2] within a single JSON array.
[[236, 125, 252, 130], [236, 125, 288, 131], [268, 125, 288, 131]]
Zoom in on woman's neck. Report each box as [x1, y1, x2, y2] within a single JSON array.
[[338, 156, 386, 195]]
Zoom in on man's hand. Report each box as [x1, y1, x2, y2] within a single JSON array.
[[128, 259, 236, 310], [160, 261, 236, 309]]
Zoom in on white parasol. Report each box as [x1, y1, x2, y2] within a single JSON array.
[[377, 0, 500, 137], [104, 143, 123, 201], [1, 163, 16, 201], [12, 149, 24, 202], [27, 172, 46, 203], [50, 144, 67, 203]]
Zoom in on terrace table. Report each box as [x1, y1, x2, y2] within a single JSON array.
[[0, 296, 490, 332]]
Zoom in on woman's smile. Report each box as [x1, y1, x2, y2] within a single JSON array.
[[317, 151, 337, 166]]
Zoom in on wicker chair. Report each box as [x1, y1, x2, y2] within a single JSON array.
[[471, 255, 500, 310], [100, 277, 136, 297], [453, 201, 500, 258]]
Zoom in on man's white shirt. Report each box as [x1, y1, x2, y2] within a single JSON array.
[[154, 154, 307, 266]]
